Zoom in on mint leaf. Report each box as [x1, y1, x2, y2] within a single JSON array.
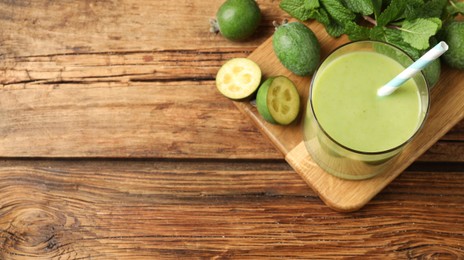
[[422, 0, 447, 18], [325, 18, 345, 37], [447, 0, 464, 15], [343, 0, 374, 15], [312, 8, 331, 26], [428, 17, 443, 30], [280, 0, 332, 28], [305, 0, 320, 10], [401, 18, 440, 50], [371, 0, 383, 19], [280, 0, 315, 21], [377, 0, 406, 27], [369, 26, 421, 59], [345, 21, 370, 40], [369, 26, 387, 41], [383, 28, 422, 59], [403, 0, 425, 19], [320, 0, 355, 23], [315, 0, 355, 37], [407, 0, 447, 19]]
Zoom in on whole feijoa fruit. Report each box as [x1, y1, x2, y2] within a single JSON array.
[[422, 57, 441, 87], [421, 37, 441, 87], [273, 21, 321, 76], [442, 21, 464, 70], [210, 0, 261, 41]]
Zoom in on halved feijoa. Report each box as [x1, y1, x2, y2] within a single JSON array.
[[216, 58, 261, 100], [256, 76, 300, 125]]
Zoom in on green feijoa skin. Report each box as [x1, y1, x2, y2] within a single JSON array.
[[442, 21, 464, 70], [421, 37, 441, 88], [422, 58, 441, 88], [210, 0, 261, 41], [256, 78, 277, 124], [273, 21, 321, 76]]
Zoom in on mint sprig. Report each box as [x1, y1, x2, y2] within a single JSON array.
[[343, 0, 374, 16], [279, 0, 454, 59], [400, 18, 442, 50], [447, 0, 464, 16], [280, 0, 316, 21]]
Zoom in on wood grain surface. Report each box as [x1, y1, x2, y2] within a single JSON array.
[[0, 0, 463, 258], [0, 159, 463, 259]]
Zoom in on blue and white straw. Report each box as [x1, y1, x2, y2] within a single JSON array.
[[377, 41, 449, 97]]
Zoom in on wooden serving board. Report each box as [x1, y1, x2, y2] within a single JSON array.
[[234, 21, 464, 212]]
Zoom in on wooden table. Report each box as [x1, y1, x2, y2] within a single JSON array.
[[1, 1, 463, 258]]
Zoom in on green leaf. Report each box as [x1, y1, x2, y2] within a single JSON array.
[[343, 0, 373, 15], [371, 0, 383, 19], [403, 0, 424, 19], [383, 28, 422, 59], [369, 25, 387, 41], [447, 1, 464, 16], [407, 0, 447, 19], [422, 0, 447, 18], [428, 17, 443, 30], [279, 0, 332, 28], [401, 18, 440, 50], [304, 0, 320, 10], [377, 0, 406, 26], [320, 0, 356, 23], [312, 8, 331, 26], [326, 23, 344, 37], [325, 18, 345, 37], [369, 26, 422, 59], [345, 21, 371, 40], [280, 0, 315, 20]]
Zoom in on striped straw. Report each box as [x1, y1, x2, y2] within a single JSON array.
[[377, 41, 449, 97]]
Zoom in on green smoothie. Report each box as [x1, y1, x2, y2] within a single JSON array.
[[311, 51, 421, 153]]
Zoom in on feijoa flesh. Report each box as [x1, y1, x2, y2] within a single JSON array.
[[216, 58, 262, 100]]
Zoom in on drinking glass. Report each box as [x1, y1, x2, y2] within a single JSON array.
[[303, 41, 430, 180]]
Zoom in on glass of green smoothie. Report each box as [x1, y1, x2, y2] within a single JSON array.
[[303, 41, 430, 180]]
